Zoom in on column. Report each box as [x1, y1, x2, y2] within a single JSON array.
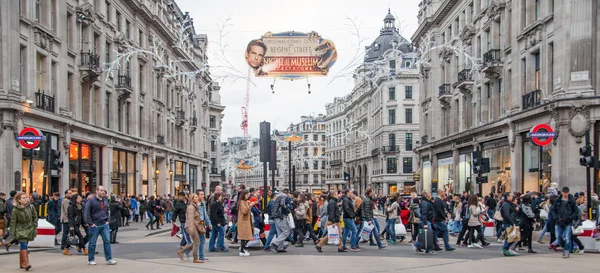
[[0, 111, 24, 192], [510, 135, 523, 193], [431, 153, 438, 193], [102, 146, 112, 195], [382, 182, 389, 196], [136, 153, 142, 196], [452, 149, 459, 193], [148, 153, 155, 197], [204, 166, 210, 194]]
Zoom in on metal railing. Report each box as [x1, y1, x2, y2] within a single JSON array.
[[483, 49, 502, 64], [80, 51, 100, 69], [330, 159, 342, 166], [210, 168, 219, 174], [117, 73, 132, 89], [438, 84, 452, 97], [522, 90, 542, 110], [371, 148, 380, 156], [157, 135, 165, 145], [382, 146, 398, 153], [457, 69, 473, 83], [35, 90, 55, 112], [190, 117, 198, 126]]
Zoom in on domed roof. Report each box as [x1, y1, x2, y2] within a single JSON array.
[[364, 10, 413, 63]]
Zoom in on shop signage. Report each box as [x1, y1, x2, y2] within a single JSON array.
[[16, 127, 43, 149], [530, 124, 557, 146]]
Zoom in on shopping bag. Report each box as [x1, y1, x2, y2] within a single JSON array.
[[287, 213, 295, 229], [246, 228, 263, 248], [539, 209, 548, 220], [359, 221, 374, 241], [507, 225, 521, 243], [313, 217, 320, 231], [572, 225, 584, 236], [395, 222, 407, 237], [170, 223, 180, 237], [327, 225, 340, 245]]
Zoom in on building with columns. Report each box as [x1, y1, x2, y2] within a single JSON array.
[[325, 11, 420, 197], [0, 0, 223, 197], [413, 0, 600, 196]]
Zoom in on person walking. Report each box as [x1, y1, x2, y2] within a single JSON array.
[[84, 186, 117, 265], [108, 196, 123, 244], [341, 190, 359, 251], [6, 192, 37, 270], [145, 196, 157, 230], [269, 189, 293, 253], [60, 190, 73, 255], [315, 190, 345, 253], [196, 191, 211, 261], [293, 193, 309, 247], [263, 192, 278, 252], [362, 188, 385, 249], [433, 189, 455, 251], [164, 197, 174, 224], [208, 192, 228, 252], [384, 195, 399, 244], [549, 187, 578, 258], [501, 192, 518, 257], [176, 193, 203, 263], [236, 190, 255, 257], [173, 192, 191, 249], [67, 194, 88, 255], [408, 198, 421, 244], [466, 194, 483, 249], [518, 194, 537, 254], [46, 193, 61, 246]]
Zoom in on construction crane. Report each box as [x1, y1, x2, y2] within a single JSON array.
[[240, 67, 251, 138]]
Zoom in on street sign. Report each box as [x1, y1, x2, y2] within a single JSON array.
[[530, 124, 557, 146], [16, 127, 43, 149]]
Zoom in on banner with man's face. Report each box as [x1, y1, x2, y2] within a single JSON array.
[[244, 31, 338, 79]]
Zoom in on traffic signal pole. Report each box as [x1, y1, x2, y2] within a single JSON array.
[[539, 145, 543, 193], [585, 130, 592, 220]]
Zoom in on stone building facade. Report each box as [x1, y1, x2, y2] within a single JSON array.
[[325, 11, 420, 196], [0, 0, 223, 196], [413, 0, 600, 196]]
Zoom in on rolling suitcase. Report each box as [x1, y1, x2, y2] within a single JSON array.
[[417, 228, 434, 251]]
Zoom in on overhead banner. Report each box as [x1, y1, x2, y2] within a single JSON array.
[[244, 31, 338, 79]]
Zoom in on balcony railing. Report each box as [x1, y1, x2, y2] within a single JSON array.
[[157, 135, 165, 145], [117, 73, 132, 89], [330, 159, 342, 166], [382, 146, 398, 153], [210, 168, 219, 174], [35, 90, 55, 112], [80, 51, 100, 70], [190, 117, 198, 126], [457, 69, 473, 83], [522, 90, 542, 110], [371, 148, 381, 157], [438, 84, 452, 97], [203, 152, 208, 159], [483, 49, 502, 64]]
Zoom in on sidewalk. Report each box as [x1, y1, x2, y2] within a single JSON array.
[[0, 218, 170, 255]]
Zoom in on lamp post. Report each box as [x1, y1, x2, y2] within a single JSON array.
[[154, 169, 160, 197], [169, 169, 173, 195]]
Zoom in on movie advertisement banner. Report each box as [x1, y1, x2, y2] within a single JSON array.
[[244, 31, 338, 79]]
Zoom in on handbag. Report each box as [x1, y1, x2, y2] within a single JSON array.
[[572, 225, 584, 236], [287, 213, 295, 229], [196, 221, 206, 235], [493, 210, 503, 221], [540, 209, 548, 220], [67, 230, 79, 246], [170, 223, 180, 237]]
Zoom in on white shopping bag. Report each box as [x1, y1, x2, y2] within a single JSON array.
[[395, 222, 407, 237], [327, 225, 340, 245], [246, 228, 263, 248], [360, 221, 374, 241]]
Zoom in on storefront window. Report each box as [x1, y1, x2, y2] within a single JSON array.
[[458, 153, 472, 194], [523, 141, 551, 193], [69, 141, 100, 194], [483, 146, 511, 195], [112, 149, 136, 196], [437, 158, 454, 194], [422, 161, 431, 193]]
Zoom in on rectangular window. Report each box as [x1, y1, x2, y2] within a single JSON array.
[[388, 109, 396, 124], [403, 157, 413, 173], [66, 14, 73, 49], [388, 87, 395, 100], [535, 0, 541, 20], [35, 0, 40, 22], [117, 99, 122, 132], [125, 102, 130, 134], [389, 133, 396, 147], [105, 1, 110, 20], [405, 108, 413, 124], [405, 133, 413, 151], [105, 93, 110, 128], [322, 135, 326, 142], [138, 30, 143, 46], [303, 174, 309, 184], [313, 134, 318, 141], [139, 106, 143, 137], [321, 160, 326, 170], [313, 160, 318, 170], [389, 60, 396, 73], [105, 42, 110, 69], [313, 174, 319, 184], [405, 86, 412, 99], [126, 20, 131, 39], [387, 158, 397, 174], [209, 115, 216, 128], [534, 52, 541, 90], [211, 141, 216, 152], [116, 12, 121, 31]]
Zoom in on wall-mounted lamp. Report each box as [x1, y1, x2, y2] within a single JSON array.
[[169, 170, 173, 176], [155, 169, 160, 176]]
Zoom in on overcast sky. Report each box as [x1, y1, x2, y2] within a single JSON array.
[[176, 0, 420, 139]]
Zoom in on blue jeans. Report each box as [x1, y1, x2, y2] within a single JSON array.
[[179, 222, 192, 246], [88, 224, 112, 262], [60, 223, 70, 249], [554, 224, 572, 252], [209, 225, 225, 251], [354, 221, 364, 246], [197, 233, 206, 259], [165, 212, 173, 223], [264, 221, 278, 250], [538, 221, 548, 240], [433, 221, 451, 249], [19, 242, 28, 250], [385, 218, 397, 242], [342, 218, 357, 249]]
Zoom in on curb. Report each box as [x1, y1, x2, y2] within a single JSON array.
[[0, 247, 55, 256]]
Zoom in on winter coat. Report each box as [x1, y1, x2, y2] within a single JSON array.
[[67, 201, 84, 228], [387, 201, 399, 219], [184, 202, 201, 230], [164, 200, 174, 212], [83, 196, 109, 226], [420, 198, 434, 223], [361, 196, 375, 221], [468, 205, 482, 227], [0, 198, 5, 219], [519, 203, 536, 228], [209, 200, 227, 226], [550, 194, 578, 227], [251, 206, 262, 228], [341, 195, 355, 219], [501, 201, 517, 226], [47, 199, 61, 221], [270, 193, 290, 220], [172, 199, 188, 224], [109, 201, 123, 230], [327, 197, 340, 223], [408, 203, 421, 224], [9, 204, 38, 242], [433, 197, 448, 222], [236, 200, 254, 240], [61, 198, 71, 223], [295, 202, 308, 220]]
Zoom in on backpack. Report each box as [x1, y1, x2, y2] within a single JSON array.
[[465, 205, 471, 219], [229, 200, 238, 216]]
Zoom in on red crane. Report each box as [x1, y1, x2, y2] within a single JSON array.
[[240, 67, 251, 137]]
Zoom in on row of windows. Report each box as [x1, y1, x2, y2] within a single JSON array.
[[388, 133, 413, 151], [386, 157, 413, 174], [303, 134, 327, 142], [388, 109, 413, 124], [388, 86, 413, 101]]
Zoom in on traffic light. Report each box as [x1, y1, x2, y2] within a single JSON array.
[[480, 158, 490, 174], [49, 149, 63, 170], [476, 176, 488, 184], [579, 145, 595, 167], [472, 151, 482, 173]]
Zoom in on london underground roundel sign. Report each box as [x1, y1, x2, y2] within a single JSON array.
[[16, 127, 43, 149], [530, 124, 557, 146]]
